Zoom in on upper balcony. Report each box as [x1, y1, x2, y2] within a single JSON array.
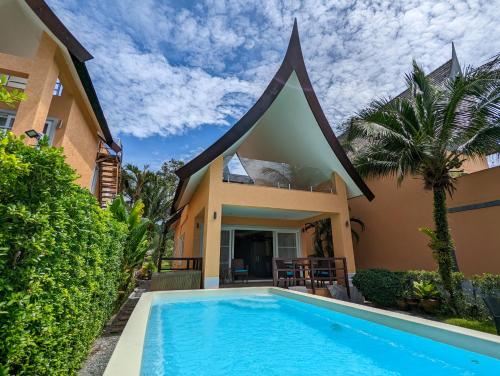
[[222, 155, 336, 194]]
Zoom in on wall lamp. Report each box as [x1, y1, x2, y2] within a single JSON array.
[[25, 129, 43, 140]]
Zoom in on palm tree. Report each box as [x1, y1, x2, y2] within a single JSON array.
[[121, 164, 155, 206], [344, 59, 500, 309], [108, 195, 150, 292]]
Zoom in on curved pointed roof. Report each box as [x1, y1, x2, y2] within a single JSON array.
[[172, 20, 374, 211]]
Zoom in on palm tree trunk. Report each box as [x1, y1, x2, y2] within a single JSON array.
[[432, 186, 459, 310]]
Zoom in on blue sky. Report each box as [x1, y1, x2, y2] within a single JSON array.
[[47, 0, 500, 170]]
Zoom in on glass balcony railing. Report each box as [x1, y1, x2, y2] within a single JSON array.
[[222, 156, 336, 194]]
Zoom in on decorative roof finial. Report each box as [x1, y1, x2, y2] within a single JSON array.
[[450, 42, 462, 77]]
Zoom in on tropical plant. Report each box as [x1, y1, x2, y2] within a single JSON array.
[[120, 160, 183, 266], [121, 164, 155, 206], [304, 218, 333, 257], [304, 215, 365, 257], [343, 59, 500, 310], [109, 194, 150, 293], [413, 281, 440, 299], [0, 74, 26, 107]]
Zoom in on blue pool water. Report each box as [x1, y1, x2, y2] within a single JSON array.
[[141, 292, 500, 375]]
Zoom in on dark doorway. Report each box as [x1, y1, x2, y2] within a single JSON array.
[[234, 230, 273, 279]]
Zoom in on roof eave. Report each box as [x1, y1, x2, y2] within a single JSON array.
[[25, 0, 93, 62]]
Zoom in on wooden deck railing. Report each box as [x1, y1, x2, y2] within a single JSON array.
[[157, 257, 203, 272], [272, 257, 350, 298]]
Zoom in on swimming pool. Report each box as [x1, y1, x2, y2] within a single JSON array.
[[105, 288, 500, 375]]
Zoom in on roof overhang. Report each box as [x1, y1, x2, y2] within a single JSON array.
[[171, 20, 374, 212], [22, 0, 119, 151]]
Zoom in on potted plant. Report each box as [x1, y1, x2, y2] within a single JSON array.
[[396, 290, 409, 310], [413, 281, 440, 314]]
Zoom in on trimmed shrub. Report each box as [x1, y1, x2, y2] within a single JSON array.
[[0, 133, 127, 375], [352, 269, 404, 307], [472, 274, 500, 295]]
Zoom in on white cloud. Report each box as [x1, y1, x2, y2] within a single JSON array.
[[47, 0, 500, 138]]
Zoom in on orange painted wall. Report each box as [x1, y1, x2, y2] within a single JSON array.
[[350, 166, 500, 276], [174, 171, 210, 259], [1, 34, 104, 191]]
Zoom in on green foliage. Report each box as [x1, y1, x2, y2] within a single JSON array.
[[471, 273, 500, 296], [0, 133, 127, 375], [0, 75, 27, 107], [304, 219, 333, 257], [109, 195, 150, 292], [120, 160, 183, 265], [443, 318, 497, 335], [413, 281, 440, 299], [304, 215, 365, 257], [352, 269, 404, 307], [357, 268, 496, 320]]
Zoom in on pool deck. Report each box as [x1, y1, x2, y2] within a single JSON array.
[[103, 287, 500, 375]]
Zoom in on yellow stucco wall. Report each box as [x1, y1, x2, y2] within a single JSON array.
[[0, 31, 103, 190]]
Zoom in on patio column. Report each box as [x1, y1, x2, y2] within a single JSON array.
[[12, 32, 59, 141], [330, 172, 356, 283], [201, 157, 223, 288]]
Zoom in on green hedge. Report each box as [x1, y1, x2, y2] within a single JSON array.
[[353, 268, 499, 320], [352, 269, 404, 307], [0, 133, 127, 375]]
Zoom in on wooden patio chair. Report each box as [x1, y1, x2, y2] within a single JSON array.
[[231, 258, 249, 283]]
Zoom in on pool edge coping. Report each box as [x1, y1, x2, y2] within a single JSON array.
[[103, 292, 153, 376], [103, 287, 500, 375]]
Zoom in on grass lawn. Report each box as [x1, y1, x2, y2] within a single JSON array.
[[443, 318, 497, 335]]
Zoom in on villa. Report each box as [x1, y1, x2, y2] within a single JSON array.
[[0, 0, 121, 207], [166, 21, 374, 289]]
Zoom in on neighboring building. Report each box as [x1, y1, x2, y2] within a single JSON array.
[[350, 47, 500, 276], [166, 21, 374, 289], [0, 0, 121, 207]]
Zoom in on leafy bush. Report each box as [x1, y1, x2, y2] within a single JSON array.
[[471, 274, 500, 296], [0, 133, 127, 375], [352, 269, 404, 307], [413, 281, 440, 299], [353, 268, 499, 320]]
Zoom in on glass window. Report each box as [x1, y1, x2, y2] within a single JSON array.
[[42, 119, 58, 145], [276, 232, 298, 258], [220, 230, 231, 269], [0, 111, 15, 132], [53, 79, 63, 96], [90, 165, 99, 194]]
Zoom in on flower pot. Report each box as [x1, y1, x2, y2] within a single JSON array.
[[420, 299, 440, 314], [396, 299, 409, 311], [406, 298, 420, 310]]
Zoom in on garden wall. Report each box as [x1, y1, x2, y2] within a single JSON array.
[[350, 166, 500, 276]]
